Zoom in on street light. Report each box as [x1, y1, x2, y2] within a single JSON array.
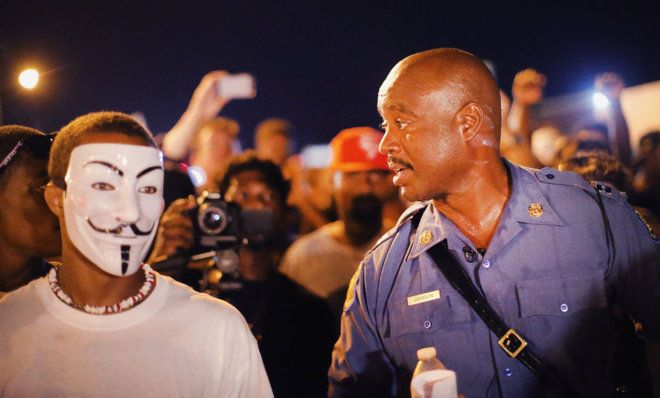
[[18, 68, 40, 90], [0, 67, 42, 124]]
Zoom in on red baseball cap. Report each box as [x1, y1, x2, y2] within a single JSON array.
[[329, 127, 389, 172]]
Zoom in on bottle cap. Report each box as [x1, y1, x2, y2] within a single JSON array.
[[416, 347, 437, 361]]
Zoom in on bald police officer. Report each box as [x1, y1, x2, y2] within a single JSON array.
[[328, 48, 660, 397]]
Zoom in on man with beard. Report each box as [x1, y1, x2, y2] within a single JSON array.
[[280, 127, 393, 318], [328, 48, 660, 397], [0, 112, 272, 397]]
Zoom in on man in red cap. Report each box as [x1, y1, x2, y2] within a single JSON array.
[[281, 127, 402, 319]]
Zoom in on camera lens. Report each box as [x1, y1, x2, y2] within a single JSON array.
[[198, 204, 229, 235], [203, 211, 223, 230]]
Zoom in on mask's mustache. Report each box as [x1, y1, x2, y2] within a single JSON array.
[[387, 156, 413, 169], [87, 219, 153, 236]]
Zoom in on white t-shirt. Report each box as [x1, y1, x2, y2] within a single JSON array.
[[0, 272, 273, 398], [280, 221, 380, 300]]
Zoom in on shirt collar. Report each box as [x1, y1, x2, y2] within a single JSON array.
[[407, 160, 563, 260]]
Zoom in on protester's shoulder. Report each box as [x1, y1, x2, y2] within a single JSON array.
[[284, 222, 336, 255], [157, 273, 244, 323]]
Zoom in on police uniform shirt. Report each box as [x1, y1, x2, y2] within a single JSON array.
[[328, 161, 660, 397]]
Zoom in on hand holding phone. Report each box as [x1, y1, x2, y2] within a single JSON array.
[[217, 73, 256, 100]]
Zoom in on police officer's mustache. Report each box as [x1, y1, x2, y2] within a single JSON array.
[[387, 156, 413, 172]]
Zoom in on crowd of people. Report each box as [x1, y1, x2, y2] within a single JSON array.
[[0, 47, 659, 397]]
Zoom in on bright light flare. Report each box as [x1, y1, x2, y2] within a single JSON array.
[[592, 92, 610, 109], [18, 69, 40, 90]]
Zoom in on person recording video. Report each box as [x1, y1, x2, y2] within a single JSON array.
[[151, 151, 336, 397]]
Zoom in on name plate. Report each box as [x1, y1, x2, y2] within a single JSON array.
[[407, 290, 441, 306]]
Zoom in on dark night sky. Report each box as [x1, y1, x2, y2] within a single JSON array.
[[1, 0, 659, 149]]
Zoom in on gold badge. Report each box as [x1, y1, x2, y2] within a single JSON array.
[[528, 203, 544, 218], [419, 230, 433, 245]]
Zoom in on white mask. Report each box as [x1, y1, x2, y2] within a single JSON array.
[[63, 143, 164, 276]]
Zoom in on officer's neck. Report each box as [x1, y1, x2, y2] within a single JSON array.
[[432, 158, 510, 249], [57, 238, 146, 308]]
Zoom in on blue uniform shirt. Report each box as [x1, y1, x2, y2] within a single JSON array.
[[329, 162, 660, 397]]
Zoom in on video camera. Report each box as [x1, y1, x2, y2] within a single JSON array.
[[153, 191, 274, 292]]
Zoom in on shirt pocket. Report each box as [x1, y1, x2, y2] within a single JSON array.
[[516, 273, 607, 318], [384, 292, 481, 382], [387, 291, 472, 337]]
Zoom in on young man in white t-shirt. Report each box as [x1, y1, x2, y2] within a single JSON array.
[[0, 111, 272, 398]]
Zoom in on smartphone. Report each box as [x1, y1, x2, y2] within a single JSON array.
[[217, 73, 256, 100]]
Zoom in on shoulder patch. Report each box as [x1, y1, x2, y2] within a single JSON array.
[[634, 209, 659, 242]]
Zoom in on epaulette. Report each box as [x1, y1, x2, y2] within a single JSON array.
[[535, 168, 624, 201]]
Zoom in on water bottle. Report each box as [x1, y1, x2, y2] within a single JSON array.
[[410, 347, 457, 398]]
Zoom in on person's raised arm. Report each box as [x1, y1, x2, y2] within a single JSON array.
[[507, 68, 546, 140], [162, 71, 229, 160], [595, 72, 632, 165]]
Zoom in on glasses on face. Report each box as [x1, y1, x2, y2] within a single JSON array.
[[0, 133, 55, 178]]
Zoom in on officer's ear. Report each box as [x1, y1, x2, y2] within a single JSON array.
[[44, 182, 65, 218], [456, 102, 484, 142]]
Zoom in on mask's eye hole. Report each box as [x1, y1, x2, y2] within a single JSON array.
[[138, 186, 158, 194], [92, 182, 115, 191]]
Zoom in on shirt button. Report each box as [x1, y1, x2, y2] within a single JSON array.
[[504, 368, 513, 377], [560, 303, 569, 313], [482, 260, 491, 269], [546, 173, 555, 179], [423, 320, 432, 329]]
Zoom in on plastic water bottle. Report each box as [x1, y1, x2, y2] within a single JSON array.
[[410, 347, 457, 398]]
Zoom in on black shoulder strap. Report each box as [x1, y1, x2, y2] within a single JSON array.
[[410, 211, 582, 397]]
